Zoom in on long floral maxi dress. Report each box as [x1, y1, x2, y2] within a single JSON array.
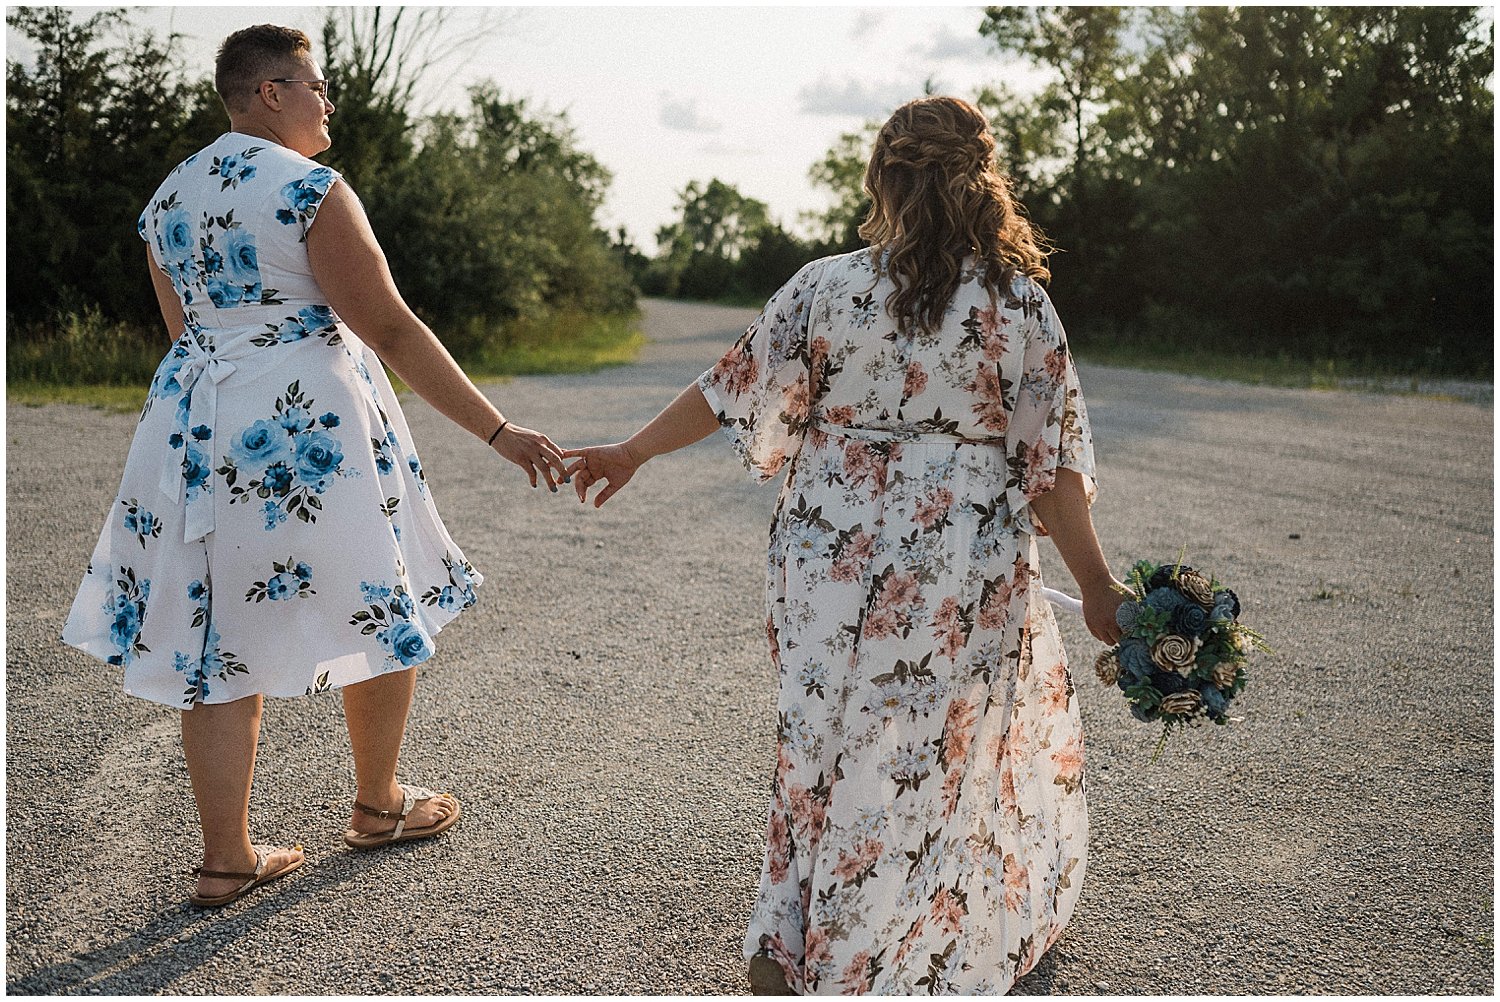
[[698, 248, 1096, 995], [62, 132, 482, 708]]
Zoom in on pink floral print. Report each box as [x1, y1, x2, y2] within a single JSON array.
[[699, 248, 1096, 994]]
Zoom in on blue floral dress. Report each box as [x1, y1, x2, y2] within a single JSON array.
[[62, 132, 482, 708]]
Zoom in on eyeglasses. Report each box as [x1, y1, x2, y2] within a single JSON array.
[[265, 77, 334, 100]]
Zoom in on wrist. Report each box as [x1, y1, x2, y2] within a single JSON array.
[[486, 417, 509, 446], [621, 437, 650, 467]]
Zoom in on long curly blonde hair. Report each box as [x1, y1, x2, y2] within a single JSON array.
[[859, 96, 1050, 335]]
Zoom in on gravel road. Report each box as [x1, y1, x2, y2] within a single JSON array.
[[6, 298, 1493, 995]]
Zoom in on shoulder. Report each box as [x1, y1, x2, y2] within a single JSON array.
[[784, 247, 874, 293]]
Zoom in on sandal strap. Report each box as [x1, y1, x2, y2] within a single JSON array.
[[353, 784, 442, 840], [192, 848, 269, 885]]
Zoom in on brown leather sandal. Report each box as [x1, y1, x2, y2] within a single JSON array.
[[188, 844, 304, 908], [342, 784, 461, 850]]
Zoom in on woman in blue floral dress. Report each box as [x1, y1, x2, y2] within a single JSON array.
[[566, 98, 1127, 993], [61, 25, 569, 907]]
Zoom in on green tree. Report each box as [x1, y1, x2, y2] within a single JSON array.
[[6, 6, 216, 326], [805, 122, 879, 250]]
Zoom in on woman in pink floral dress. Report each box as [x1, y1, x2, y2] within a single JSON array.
[[567, 97, 1126, 994]]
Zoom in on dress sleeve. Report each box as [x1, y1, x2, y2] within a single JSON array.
[[274, 165, 341, 242], [1002, 284, 1096, 523], [697, 259, 822, 482]]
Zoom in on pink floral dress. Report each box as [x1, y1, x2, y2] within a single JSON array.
[[698, 248, 1096, 994]]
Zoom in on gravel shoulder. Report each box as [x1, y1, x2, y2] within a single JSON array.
[[5, 298, 1493, 994]]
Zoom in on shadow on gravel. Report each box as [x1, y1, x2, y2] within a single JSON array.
[[5, 846, 415, 994]]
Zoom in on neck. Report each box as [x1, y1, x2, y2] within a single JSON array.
[[228, 119, 287, 148]]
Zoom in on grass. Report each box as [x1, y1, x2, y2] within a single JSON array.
[[7, 308, 645, 410], [1070, 337, 1487, 399]]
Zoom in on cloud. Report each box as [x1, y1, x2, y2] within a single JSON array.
[[921, 23, 992, 62], [699, 140, 761, 158], [659, 96, 721, 133], [850, 11, 882, 40], [798, 77, 929, 118]]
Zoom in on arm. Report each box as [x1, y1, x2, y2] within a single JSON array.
[[146, 246, 185, 343], [1028, 468, 1126, 644], [306, 181, 567, 489], [562, 381, 719, 507]]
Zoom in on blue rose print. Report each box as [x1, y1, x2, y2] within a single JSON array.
[[162, 207, 193, 259], [102, 567, 151, 667], [295, 430, 344, 485], [220, 383, 347, 529], [222, 227, 259, 287], [230, 419, 292, 469], [263, 462, 294, 494], [182, 441, 212, 497], [381, 620, 433, 667], [352, 580, 434, 670]]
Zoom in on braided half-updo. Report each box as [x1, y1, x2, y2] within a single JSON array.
[[859, 96, 1050, 336]]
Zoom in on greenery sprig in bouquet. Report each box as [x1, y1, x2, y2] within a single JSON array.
[[1093, 558, 1269, 759]]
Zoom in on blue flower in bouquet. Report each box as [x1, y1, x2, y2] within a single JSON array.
[[1148, 563, 1192, 591], [1170, 602, 1209, 637], [1116, 600, 1141, 632], [1152, 668, 1189, 695], [1200, 684, 1228, 717], [1146, 587, 1187, 616], [1213, 589, 1240, 620], [1117, 638, 1154, 679]]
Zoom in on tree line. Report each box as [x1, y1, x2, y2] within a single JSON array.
[[6, 6, 635, 370], [638, 6, 1492, 376], [6, 6, 1492, 379]]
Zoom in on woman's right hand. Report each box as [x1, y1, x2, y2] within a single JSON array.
[[561, 442, 642, 507], [491, 422, 570, 491]]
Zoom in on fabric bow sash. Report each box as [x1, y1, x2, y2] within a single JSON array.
[[158, 338, 238, 543]]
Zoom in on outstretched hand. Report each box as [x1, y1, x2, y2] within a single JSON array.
[[491, 422, 570, 492], [562, 442, 642, 507]]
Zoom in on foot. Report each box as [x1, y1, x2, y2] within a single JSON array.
[[345, 785, 458, 838], [194, 844, 303, 901]]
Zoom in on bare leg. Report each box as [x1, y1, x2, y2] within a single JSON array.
[[342, 668, 456, 834], [181, 695, 302, 898]]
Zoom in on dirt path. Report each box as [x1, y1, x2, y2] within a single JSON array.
[[5, 298, 1492, 994]]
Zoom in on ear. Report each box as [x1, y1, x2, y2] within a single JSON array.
[[253, 80, 281, 113]]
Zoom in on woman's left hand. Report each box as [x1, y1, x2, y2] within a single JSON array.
[[1080, 577, 1129, 645]]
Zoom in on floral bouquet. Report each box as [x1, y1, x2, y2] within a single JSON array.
[[1091, 558, 1268, 758]]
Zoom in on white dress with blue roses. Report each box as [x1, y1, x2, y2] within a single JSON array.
[[62, 132, 482, 708]]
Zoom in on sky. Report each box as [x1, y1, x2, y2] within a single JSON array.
[[9, 4, 1047, 252]]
